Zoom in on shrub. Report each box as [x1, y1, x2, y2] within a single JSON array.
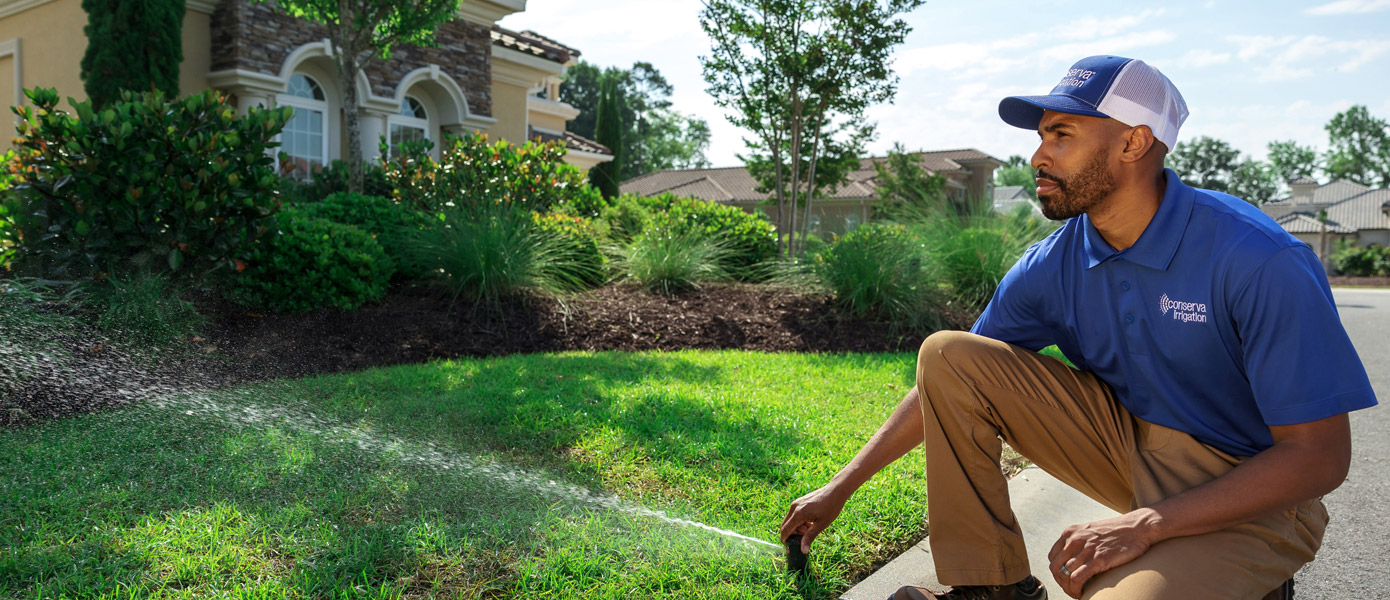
[[596, 195, 654, 243], [7, 87, 289, 281], [409, 203, 594, 305], [632, 193, 777, 280], [531, 211, 608, 288], [616, 227, 731, 295], [1331, 243, 1390, 277], [902, 204, 1055, 309], [279, 159, 395, 206], [296, 191, 424, 278], [0, 150, 21, 271], [383, 133, 603, 216], [232, 209, 393, 313], [816, 223, 942, 330], [80, 271, 205, 348]]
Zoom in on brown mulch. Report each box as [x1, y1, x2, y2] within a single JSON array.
[[196, 282, 970, 382], [1328, 276, 1390, 288]]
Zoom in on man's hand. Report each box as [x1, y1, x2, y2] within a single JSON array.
[[779, 484, 853, 554], [1046, 509, 1160, 599]]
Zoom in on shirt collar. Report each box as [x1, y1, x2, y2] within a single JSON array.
[[1080, 168, 1194, 270]]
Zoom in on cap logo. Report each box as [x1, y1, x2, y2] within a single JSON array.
[[1058, 69, 1097, 88]]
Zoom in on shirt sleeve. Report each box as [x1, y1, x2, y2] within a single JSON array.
[[970, 254, 1056, 351], [1230, 245, 1378, 426]]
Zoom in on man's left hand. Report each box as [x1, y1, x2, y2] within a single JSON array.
[[1046, 508, 1160, 599]]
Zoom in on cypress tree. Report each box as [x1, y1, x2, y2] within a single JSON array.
[[81, 0, 186, 108], [589, 73, 625, 199]]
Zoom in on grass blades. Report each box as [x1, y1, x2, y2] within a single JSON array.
[[616, 228, 732, 294], [1, 350, 928, 599]]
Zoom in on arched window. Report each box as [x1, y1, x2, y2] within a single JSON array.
[[387, 96, 429, 157], [279, 74, 329, 178]]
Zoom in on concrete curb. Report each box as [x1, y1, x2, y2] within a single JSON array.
[[841, 467, 1118, 600]]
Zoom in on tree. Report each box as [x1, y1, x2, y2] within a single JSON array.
[[993, 154, 1037, 199], [700, 0, 926, 258], [1168, 136, 1277, 205], [745, 119, 872, 229], [589, 73, 624, 198], [871, 143, 948, 219], [1324, 105, 1390, 187], [1266, 140, 1320, 183], [561, 60, 710, 179], [81, 0, 185, 108], [254, 0, 459, 194]]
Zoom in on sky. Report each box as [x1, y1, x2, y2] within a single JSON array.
[[498, 0, 1390, 169]]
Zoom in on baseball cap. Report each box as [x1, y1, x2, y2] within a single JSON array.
[[998, 55, 1189, 151]]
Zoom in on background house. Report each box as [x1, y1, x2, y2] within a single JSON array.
[[620, 149, 1002, 235], [0, 0, 611, 174], [993, 185, 1043, 219], [1261, 176, 1390, 268]]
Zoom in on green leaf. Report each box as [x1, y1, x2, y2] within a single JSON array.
[[168, 248, 183, 271]]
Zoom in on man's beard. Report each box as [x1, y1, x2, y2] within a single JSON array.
[[1036, 149, 1116, 220]]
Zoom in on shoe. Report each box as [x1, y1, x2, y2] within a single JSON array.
[[1261, 578, 1294, 600], [889, 575, 1047, 600]]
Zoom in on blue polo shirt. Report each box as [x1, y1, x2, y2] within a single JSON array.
[[972, 169, 1377, 457]]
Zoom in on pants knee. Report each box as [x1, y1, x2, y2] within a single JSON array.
[[918, 330, 981, 378]]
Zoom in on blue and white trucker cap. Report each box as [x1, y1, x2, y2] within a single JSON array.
[[999, 55, 1189, 150]]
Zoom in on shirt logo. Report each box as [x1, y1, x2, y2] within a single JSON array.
[[1159, 293, 1208, 323]]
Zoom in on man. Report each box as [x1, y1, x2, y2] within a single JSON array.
[[779, 55, 1378, 600]]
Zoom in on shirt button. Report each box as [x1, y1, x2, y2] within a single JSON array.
[[1121, 281, 1131, 291], [1124, 313, 1135, 323]]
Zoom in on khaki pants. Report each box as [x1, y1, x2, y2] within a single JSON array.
[[916, 331, 1327, 600]]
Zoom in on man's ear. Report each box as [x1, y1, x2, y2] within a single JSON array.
[[1120, 125, 1159, 163]]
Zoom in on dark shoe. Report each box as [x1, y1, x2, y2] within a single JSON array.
[[889, 575, 1047, 600], [1261, 578, 1294, 600]]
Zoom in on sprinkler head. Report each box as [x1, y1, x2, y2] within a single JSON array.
[[785, 534, 809, 576]]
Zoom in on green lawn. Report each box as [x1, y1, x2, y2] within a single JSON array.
[[0, 350, 932, 599]]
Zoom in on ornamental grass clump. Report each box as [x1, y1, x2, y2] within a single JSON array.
[[815, 222, 943, 331], [80, 271, 205, 349], [909, 203, 1055, 309], [616, 227, 731, 295]]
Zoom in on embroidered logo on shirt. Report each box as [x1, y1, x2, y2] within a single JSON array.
[[1159, 293, 1208, 323]]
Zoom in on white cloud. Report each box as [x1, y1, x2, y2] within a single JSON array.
[[1175, 49, 1232, 68], [1304, 0, 1390, 15], [1224, 34, 1390, 81]]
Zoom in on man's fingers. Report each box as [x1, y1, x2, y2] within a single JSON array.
[[801, 527, 819, 553]]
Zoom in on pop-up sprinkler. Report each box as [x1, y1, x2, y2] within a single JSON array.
[[785, 534, 809, 576]]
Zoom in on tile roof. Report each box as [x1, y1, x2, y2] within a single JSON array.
[[1274, 212, 1357, 234], [527, 126, 612, 155], [1288, 175, 1318, 185], [490, 26, 578, 64], [1263, 179, 1390, 235], [621, 149, 1000, 203], [994, 185, 1029, 202]]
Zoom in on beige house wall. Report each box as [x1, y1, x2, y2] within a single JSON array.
[[487, 79, 528, 143], [178, 7, 211, 96]]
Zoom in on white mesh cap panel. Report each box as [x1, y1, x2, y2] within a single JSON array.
[[1096, 59, 1189, 151]]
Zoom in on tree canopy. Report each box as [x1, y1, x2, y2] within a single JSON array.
[[561, 61, 710, 180], [993, 155, 1037, 199], [1167, 136, 1278, 205], [1324, 104, 1390, 187]]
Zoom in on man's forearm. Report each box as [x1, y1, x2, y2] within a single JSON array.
[[826, 385, 927, 494]]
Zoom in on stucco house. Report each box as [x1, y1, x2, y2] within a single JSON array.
[[992, 185, 1043, 219], [0, 0, 611, 174], [1260, 176, 1390, 268], [620, 149, 1003, 235]]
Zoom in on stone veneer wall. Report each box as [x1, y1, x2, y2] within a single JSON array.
[[210, 0, 491, 117]]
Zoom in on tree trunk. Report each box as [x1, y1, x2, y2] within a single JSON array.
[[800, 110, 825, 258], [336, 1, 364, 194]]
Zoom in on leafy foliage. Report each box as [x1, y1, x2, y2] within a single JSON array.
[[589, 73, 625, 199], [232, 209, 393, 313], [993, 154, 1037, 199], [561, 61, 711, 179], [80, 0, 184, 108], [296, 191, 424, 279], [871, 144, 950, 219], [1266, 140, 1320, 184], [1324, 104, 1390, 187], [383, 133, 600, 216], [1167, 136, 1277, 205], [814, 222, 941, 330], [80, 271, 206, 348], [912, 210, 1050, 309], [616, 228, 731, 294], [635, 193, 777, 280], [6, 88, 289, 281], [280, 159, 395, 205], [1330, 243, 1390, 277]]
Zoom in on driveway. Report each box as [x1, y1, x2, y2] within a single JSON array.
[[1296, 288, 1390, 598]]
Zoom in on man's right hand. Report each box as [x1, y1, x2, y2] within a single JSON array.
[[779, 484, 852, 554]]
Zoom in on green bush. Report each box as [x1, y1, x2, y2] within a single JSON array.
[[631, 193, 776, 280], [409, 203, 594, 305], [232, 209, 393, 313], [531, 211, 608, 288], [816, 223, 942, 330], [297, 191, 423, 278], [0, 150, 21, 271], [592, 195, 653, 243], [1331, 243, 1390, 277], [383, 133, 603, 216], [279, 159, 395, 206], [902, 204, 1055, 309], [80, 271, 205, 348], [617, 227, 731, 295], [6, 88, 289, 281]]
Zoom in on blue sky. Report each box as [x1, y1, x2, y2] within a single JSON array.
[[500, 0, 1390, 169]]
